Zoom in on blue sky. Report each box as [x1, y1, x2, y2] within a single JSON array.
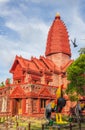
[[0, 0, 85, 82]]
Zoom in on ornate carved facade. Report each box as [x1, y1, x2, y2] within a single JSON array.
[[0, 14, 74, 117]]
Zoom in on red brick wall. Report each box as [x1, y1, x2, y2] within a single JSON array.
[[46, 53, 71, 87], [47, 53, 70, 68]]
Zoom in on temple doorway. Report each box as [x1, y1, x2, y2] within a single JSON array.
[[12, 98, 22, 115]]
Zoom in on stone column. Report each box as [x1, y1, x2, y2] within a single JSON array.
[[28, 98, 33, 114], [37, 98, 41, 113], [22, 99, 26, 115], [46, 99, 50, 105], [58, 74, 63, 86], [10, 99, 14, 115]]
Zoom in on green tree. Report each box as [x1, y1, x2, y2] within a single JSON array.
[[0, 82, 5, 87], [66, 54, 85, 101], [78, 47, 85, 55]]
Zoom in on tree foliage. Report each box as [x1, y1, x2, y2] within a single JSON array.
[[0, 82, 5, 87], [78, 48, 85, 55], [66, 54, 85, 101]]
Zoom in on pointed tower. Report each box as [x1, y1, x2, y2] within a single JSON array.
[[45, 13, 71, 68]]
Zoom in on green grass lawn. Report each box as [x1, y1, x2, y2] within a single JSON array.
[[0, 116, 85, 130]]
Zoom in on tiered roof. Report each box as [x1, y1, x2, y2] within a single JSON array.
[[10, 55, 61, 75]]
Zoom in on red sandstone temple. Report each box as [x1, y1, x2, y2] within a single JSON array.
[[0, 14, 74, 117]]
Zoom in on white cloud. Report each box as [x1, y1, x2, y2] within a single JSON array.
[[0, 0, 85, 82], [0, 0, 9, 3], [68, 9, 85, 59], [0, 18, 49, 66]]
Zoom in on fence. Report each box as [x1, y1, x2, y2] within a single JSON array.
[[2, 121, 84, 130], [0, 116, 85, 130]]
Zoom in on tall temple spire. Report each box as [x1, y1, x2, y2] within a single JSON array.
[[45, 13, 71, 57]]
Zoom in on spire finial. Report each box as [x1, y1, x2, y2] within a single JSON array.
[[55, 13, 60, 19]]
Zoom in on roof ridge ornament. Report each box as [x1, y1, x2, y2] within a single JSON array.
[[55, 12, 60, 19]]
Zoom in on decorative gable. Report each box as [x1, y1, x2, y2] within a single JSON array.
[[10, 86, 26, 98], [38, 86, 52, 98], [10, 55, 31, 73]]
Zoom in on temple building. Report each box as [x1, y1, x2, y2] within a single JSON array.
[[0, 14, 73, 117]]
